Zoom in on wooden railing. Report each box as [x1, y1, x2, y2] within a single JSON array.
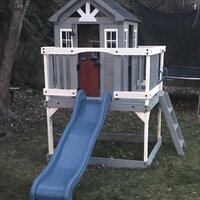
[[42, 46, 166, 100]]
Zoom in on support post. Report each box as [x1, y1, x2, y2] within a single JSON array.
[[157, 51, 164, 139], [144, 55, 151, 127], [143, 112, 150, 162], [46, 108, 58, 155], [145, 55, 151, 92], [135, 111, 150, 162], [44, 54, 50, 91], [159, 51, 165, 90]]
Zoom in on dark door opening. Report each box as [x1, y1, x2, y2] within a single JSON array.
[[77, 24, 100, 96], [78, 24, 100, 60]]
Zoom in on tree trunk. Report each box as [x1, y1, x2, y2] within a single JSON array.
[[0, 0, 31, 115]]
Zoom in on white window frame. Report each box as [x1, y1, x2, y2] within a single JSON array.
[[124, 28, 128, 48], [104, 29, 118, 48], [60, 29, 73, 48], [133, 27, 138, 48]]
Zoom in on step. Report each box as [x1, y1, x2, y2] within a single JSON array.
[[179, 139, 185, 148], [173, 123, 178, 131], [168, 107, 173, 113]]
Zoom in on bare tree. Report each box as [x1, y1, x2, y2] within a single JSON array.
[[0, 0, 31, 115], [136, 0, 200, 12]]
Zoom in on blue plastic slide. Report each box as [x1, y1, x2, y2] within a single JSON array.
[[30, 90, 111, 200]]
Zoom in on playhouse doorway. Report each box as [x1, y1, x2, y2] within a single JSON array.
[[78, 59, 100, 97], [78, 24, 100, 97]]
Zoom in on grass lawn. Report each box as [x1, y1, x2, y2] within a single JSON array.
[[0, 89, 200, 200]]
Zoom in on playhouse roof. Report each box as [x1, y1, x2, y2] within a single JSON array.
[[49, 0, 140, 23]]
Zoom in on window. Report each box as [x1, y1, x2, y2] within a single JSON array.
[[104, 29, 118, 48], [133, 28, 137, 47], [128, 25, 137, 48], [60, 29, 73, 48], [124, 29, 128, 48]]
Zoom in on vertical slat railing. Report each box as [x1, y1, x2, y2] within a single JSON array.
[[138, 56, 145, 91], [42, 46, 166, 97], [48, 55, 54, 89], [55, 55, 61, 89], [62, 55, 67, 89], [44, 54, 51, 96], [150, 54, 159, 90], [122, 56, 129, 91], [131, 56, 138, 91], [145, 55, 151, 93]]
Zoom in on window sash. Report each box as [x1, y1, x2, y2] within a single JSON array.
[[60, 29, 73, 48], [104, 29, 118, 48], [124, 29, 128, 48], [133, 28, 137, 48]]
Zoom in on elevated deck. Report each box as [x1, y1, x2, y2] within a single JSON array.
[[42, 46, 166, 110], [41, 46, 186, 169]]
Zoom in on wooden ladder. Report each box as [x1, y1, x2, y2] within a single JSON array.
[[159, 91, 186, 155]]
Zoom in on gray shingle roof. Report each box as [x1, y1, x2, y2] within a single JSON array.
[[49, 0, 140, 23], [99, 0, 140, 22]]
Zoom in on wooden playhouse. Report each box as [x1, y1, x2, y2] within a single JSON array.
[[42, 0, 185, 168]]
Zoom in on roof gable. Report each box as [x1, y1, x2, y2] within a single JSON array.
[[49, 0, 140, 23]]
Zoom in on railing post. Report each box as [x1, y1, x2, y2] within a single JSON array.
[[145, 55, 151, 92], [159, 51, 165, 90], [44, 54, 50, 97], [145, 55, 151, 106], [44, 54, 56, 155], [157, 51, 165, 139], [143, 112, 150, 162]]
